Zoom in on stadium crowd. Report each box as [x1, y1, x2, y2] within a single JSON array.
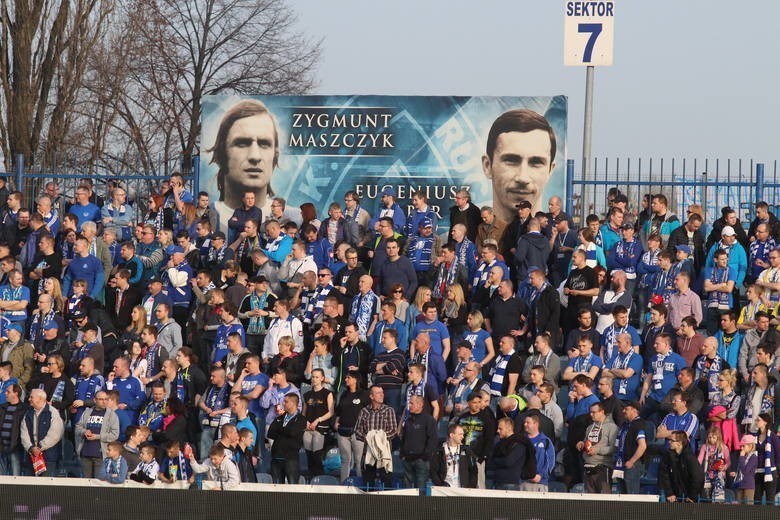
[[1, 173, 779, 504]]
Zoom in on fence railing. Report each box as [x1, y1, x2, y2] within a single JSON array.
[[1, 154, 199, 221], [566, 158, 780, 228]]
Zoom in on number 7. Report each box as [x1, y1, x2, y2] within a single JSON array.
[[578, 23, 602, 63]]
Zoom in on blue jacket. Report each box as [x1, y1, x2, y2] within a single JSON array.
[[369, 203, 405, 233], [704, 241, 748, 286], [714, 329, 745, 368], [528, 432, 556, 485], [98, 456, 128, 484], [305, 238, 333, 269]]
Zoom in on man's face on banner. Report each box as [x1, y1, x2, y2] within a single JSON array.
[[483, 129, 554, 215], [225, 113, 277, 194]]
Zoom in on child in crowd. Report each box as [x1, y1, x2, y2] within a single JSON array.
[[158, 440, 194, 484], [731, 434, 758, 504], [235, 428, 258, 483], [698, 426, 728, 502], [97, 441, 128, 484], [129, 445, 160, 485]]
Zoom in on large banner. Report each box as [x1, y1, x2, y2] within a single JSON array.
[[200, 95, 567, 233]]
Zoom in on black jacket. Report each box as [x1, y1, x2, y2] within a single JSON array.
[[449, 204, 482, 243], [659, 446, 704, 500], [490, 433, 526, 485], [666, 225, 706, 276], [0, 400, 28, 449], [267, 412, 306, 460], [429, 443, 477, 488], [533, 284, 561, 348], [400, 411, 437, 461]]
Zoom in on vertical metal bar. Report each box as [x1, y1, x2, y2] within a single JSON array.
[[15, 154, 24, 194], [194, 156, 201, 196], [756, 163, 765, 203]]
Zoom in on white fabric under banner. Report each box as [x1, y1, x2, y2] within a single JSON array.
[[430, 486, 658, 502]]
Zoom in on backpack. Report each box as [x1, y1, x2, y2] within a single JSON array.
[[518, 433, 538, 481]]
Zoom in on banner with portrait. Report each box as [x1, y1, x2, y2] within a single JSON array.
[[200, 95, 567, 234]]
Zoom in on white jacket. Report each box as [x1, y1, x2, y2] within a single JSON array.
[[364, 429, 393, 472]]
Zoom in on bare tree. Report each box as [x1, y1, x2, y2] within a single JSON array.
[[128, 0, 321, 172], [0, 0, 113, 170]]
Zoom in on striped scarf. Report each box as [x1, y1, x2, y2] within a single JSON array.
[[351, 291, 378, 337], [489, 351, 514, 396], [433, 261, 459, 300], [707, 266, 730, 308], [761, 435, 776, 475], [304, 284, 333, 324], [247, 291, 270, 335]]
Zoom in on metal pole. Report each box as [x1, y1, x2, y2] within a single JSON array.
[[756, 163, 765, 203], [565, 159, 575, 218], [581, 65, 594, 225], [14, 153, 24, 194]]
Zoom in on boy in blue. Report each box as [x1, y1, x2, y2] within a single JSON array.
[[603, 334, 644, 401], [212, 302, 244, 365], [158, 440, 194, 484], [411, 302, 451, 361], [640, 333, 687, 422], [97, 441, 128, 484]]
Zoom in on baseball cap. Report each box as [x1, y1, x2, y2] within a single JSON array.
[[613, 194, 628, 204], [148, 276, 163, 285], [675, 245, 691, 254], [516, 200, 532, 210], [6, 323, 23, 335], [620, 223, 634, 230], [419, 217, 433, 228], [43, 321, 59, 331], [552, 215, 565, 224], [380, 186, 396, 197], [168, 245, 185, 255], [740, 434, 757, 445], [212, 231, 226, 240], [721, 225, 736, 236]]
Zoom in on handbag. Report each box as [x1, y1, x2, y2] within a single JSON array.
[[30, 451, 47, 476]]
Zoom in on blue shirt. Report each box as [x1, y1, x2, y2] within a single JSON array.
[[412, 320, 450, 358], [460, 329, 492, 363], [69, 203, 101, 231], [607, 350, 643, 400], [241, 372, 270, 418], [646, 351, 687, 402]]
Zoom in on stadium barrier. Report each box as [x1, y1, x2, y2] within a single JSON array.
[[3, 478, 780, 520]]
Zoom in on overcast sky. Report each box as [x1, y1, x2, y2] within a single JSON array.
[[289, 0, 780, 170]]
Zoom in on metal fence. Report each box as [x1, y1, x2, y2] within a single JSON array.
[[566, 158, 780, 228], [1, 154, 199, 222]]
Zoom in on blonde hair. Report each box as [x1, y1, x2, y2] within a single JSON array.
[[705, 426, 728, 455], [44, 278, 64, 312], [468, 310, 485, 329], [719, 368, 737, 389], [130, 305, 148, 334], [446, 284, 466, 308], [413, 286, 432, 309]]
